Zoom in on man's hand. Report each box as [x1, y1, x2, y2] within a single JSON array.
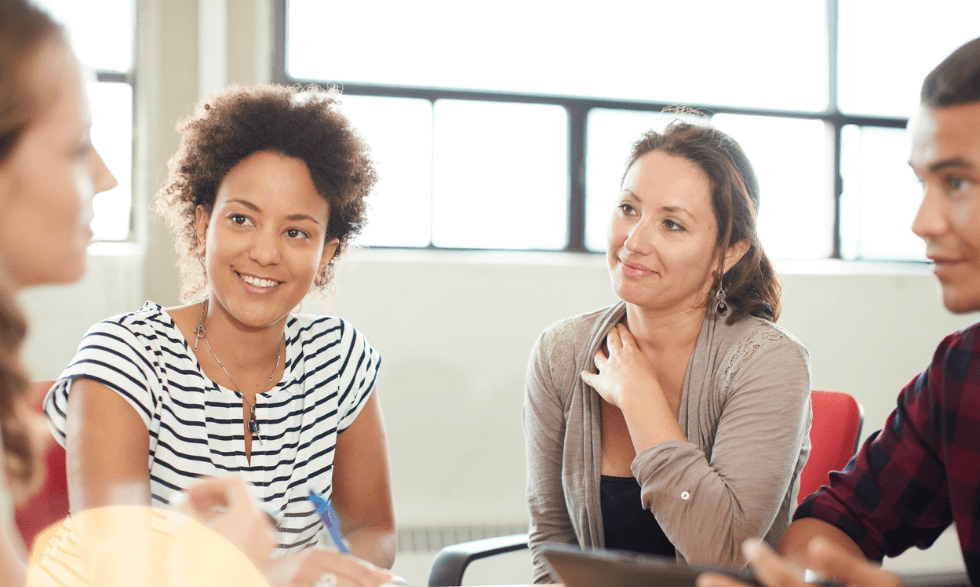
[[696, 538, 905, 587]]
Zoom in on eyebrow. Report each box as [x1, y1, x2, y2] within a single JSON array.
[[622, 191, 695, 218], [929, 158, 974, 173], [226, 198, 322, 225]]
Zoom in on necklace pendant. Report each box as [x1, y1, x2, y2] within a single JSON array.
[[248, 412, 260, 434]]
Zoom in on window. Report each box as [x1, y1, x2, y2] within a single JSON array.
[[36, 0, 135, 242], [281, 0, 980, 261]]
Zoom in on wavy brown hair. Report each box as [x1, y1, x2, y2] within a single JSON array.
[[154, 84, 377, 301], [625, 121, 780, 325], [0, 0, 63, 492]]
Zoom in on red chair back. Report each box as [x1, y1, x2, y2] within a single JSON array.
[[13, 380, 68, 549], [798, 390, 863, 505]]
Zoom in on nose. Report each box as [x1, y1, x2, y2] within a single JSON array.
[[911, 182, 948, 243], [89, 147, 118, 194], [623, 218, 654, 255], [249, 226, 281, 266]]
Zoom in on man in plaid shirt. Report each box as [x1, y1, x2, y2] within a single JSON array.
[[699, 37, 980, 587]]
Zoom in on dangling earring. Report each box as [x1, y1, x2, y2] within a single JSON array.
[[715, 282, 728, 315]]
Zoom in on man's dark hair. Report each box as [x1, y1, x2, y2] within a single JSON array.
[[921, 37, 980, 107]]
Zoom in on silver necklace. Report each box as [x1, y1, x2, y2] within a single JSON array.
[[193, 299, 283, 445]]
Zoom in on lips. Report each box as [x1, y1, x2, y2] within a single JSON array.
[[619, 259, 655, 278], [237, 272, 281, 289]]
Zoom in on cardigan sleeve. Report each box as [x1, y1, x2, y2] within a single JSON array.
[[523, 330, 577, 584], [631, 324, 811, 569]]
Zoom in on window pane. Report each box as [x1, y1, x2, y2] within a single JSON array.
[[88, 82, 132, 242], [288, 0, 827, 111], [711, 115, 832, 259], [34, 0, 134, 72], [838, 1, 980, 117], [432, 101, 568, 249], [840, 126, 924, 261], [585, 109, 705, 252], [338, 96, 433, 248]]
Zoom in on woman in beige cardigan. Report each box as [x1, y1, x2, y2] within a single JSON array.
[[524, 121, 811, 583]]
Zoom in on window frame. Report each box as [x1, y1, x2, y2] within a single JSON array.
[[69, 0, 138, 243], [273, 0, 908, 258]]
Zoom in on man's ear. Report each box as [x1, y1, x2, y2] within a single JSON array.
[[316, 238, 340, 285], [723, 239, 751, 273], [194, 206, 210, 254]]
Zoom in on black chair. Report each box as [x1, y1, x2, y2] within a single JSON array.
[[427, 533, 529, 587]]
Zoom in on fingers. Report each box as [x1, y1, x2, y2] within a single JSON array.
[[177, 477, 276, 569], [696, 572, 756, 587], [179, 476, 258, 524], [606, 324, 623, 351], [742, 539, 807, 587], [806, 537, 904, 587], [580, 370, 597, 388], [593, 347, 608, 369], [615, 323, 638, 348], [311, 550, 392, 587]]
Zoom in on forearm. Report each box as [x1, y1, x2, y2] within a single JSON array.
[[0, 523, 25, 587], [344, 523, 396, 570], [620, 389, 687, 451], [777, 518, 866, 570]]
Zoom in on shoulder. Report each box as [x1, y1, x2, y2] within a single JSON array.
[[288, 312, 347, 341], [718, 316, 810, 388], [929, 321, 980, 381], [287, 313, 378, 359], [84, 301, 181, 349], [911, 321, 980, 413], [535, 304, 619, 364]]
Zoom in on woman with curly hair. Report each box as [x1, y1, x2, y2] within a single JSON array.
[[524, 121, 811, 582], [44, 84, 395, 587]]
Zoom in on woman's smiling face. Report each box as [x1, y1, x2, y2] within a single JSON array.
[[607, 150, 723, 316], [196, 150, 338, 330]]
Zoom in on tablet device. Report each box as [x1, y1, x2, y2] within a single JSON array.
[[541, 543, 761, 587], [540, 543, 970, 587]]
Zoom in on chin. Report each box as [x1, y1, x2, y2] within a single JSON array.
[[940, 288, 980, 315]]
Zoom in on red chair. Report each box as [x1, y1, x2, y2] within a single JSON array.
[[13, 380, 69, 549], [798, 390, 864, 505]]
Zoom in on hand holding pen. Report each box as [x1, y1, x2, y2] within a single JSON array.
[[309, 490, 352, 555]]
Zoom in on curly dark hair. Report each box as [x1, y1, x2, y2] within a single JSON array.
[[625, 121, 781, 325], [154, 83, 377, 301]]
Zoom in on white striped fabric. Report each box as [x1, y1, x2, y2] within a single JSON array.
[[44, 301, 380, 557]]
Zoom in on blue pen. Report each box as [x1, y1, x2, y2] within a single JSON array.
[[308, 490, 350, 555]]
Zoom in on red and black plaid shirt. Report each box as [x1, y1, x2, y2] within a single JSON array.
[[796, 323, 980, 585]]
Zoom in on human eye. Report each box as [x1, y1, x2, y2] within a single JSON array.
[[663, 218, 685, 231], [617, 202, 637, 216], [285, 227, 310, 240], [229, 214, 254, 227], [944, 174, 973, 193]]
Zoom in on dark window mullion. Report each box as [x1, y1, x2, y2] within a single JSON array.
[[828, 0, 842, 258], [567, 103, 588, 252]]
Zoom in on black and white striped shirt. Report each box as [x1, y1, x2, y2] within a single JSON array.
[[44, 301, 380, 556]]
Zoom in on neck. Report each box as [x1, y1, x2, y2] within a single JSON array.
[[624, 302, 707, 361], [200, 298, 285, 368]]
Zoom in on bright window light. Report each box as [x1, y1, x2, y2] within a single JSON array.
[[288, 0, 827, 111], [338, 96, 434, 248], [711, 114, 833, 259], [838, 0, 980, 117], [431, 100, 568, 249], [840, 126, 924, 261]]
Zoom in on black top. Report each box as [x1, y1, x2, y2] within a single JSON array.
[[600, 474, 676, 558]]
